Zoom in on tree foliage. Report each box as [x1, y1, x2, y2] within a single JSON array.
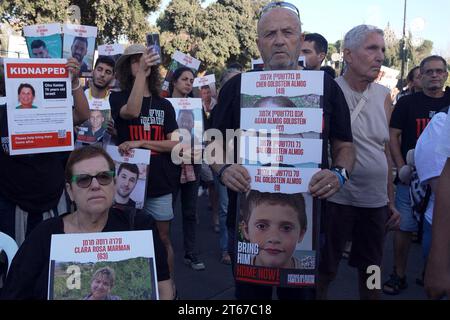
[[0, 0, 162, 44], [157, 0, 268, 74]]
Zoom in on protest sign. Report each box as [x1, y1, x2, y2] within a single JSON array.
[[375, 65, 400, 90], [76, 89, 111, 146], [24, 23, 62, 59], [167, 97, 203, 147], [236, 70, 324, 287], [3, 58, 73, 155], [106, 145, 151, 210], [193, 74, 217, 115], [48, 230, 159, 300], [63, 24, 97, 77]]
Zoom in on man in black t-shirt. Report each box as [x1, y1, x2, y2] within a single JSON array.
[[384, 55, 450, 295], [210, 2, 355, 300]]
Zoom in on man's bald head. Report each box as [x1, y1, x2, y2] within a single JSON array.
[[256, 7, 303, 70]]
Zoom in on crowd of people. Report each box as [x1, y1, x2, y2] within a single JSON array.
[[1, 1, 450, 300]]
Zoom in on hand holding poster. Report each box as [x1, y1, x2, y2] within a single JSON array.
[[106, 145, 151, 210], [48, 230, 160, 300], [3, 58, 74, 155], [236, 70, 324, 287], [63, 24, 97, 77], [24, 23, 62, 59]]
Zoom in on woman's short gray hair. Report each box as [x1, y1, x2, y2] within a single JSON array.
[[344, 25, 384, 50]]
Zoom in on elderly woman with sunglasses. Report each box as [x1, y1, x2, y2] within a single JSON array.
[[1, 146, 174, 300]]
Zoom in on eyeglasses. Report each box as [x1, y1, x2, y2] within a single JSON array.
[[71, 170, 115, 188], [259, 1, 300, 18], [423, 68, 447, 76]]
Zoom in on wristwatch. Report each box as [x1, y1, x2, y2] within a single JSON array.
[[330, 166, 349, 185], [217, 164, 232, 186]]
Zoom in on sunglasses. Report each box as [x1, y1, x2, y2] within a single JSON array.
[[71, 170, 115, 188], [259, 1, 300, 18]]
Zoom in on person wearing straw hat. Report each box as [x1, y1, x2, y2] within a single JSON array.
[[110, 44, 181, 292]]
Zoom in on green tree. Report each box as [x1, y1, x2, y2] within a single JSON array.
[[157, 0, 267, 74], [0, 0, 161, 44]]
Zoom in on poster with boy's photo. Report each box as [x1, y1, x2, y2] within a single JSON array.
[[161, 51, 200, 97], [235, 70, 324, 287], [236, 191, 315, 287], [193, 74, 217, 116], [3, 58, 74, 155], [106, 145, 150, 210], [62, 24, 97, 77], [48, 231, 159, 300], [24, 23, 62, 59]]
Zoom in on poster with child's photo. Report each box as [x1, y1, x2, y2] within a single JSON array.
[[62, 24, 97, 77], [106, 145, 150, 210], [235, 70, 324, 287], [236, 190, 316, 287], [48, 231, 159, 300]]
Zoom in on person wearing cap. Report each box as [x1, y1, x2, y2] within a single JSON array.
[[109, 44, 180, 288], [210, 1, 355, 300]]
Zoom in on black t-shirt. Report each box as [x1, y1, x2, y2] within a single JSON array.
[[1, 208, 169, 300], [390, 88, 450, 161], [0, 106, 66, 213], [211, 71, 353, 228], [110, 91, 180, 197]]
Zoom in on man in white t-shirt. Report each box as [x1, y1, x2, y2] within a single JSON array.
[[423, 107, 450, 299]]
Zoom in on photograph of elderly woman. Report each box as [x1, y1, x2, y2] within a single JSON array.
[[50, 257, 157, 300]]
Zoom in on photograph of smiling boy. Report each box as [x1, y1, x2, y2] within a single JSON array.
[[240, 190, 307, 269]]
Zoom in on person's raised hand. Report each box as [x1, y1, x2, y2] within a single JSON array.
[[138, 48, 160, 77], [66, 57, 81, 86]]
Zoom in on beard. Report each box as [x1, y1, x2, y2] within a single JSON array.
[[93, 79, 109, 90]]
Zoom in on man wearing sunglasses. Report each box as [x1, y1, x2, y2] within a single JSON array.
[[385, 55, 450, 295], [211, 1, 355, 300]]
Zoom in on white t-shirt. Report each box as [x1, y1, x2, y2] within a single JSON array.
[[415, 111, 448, 225], [436, 106, 450, 157]]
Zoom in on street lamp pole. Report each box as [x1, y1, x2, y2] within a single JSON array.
[[400, 0, 407, 89]]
